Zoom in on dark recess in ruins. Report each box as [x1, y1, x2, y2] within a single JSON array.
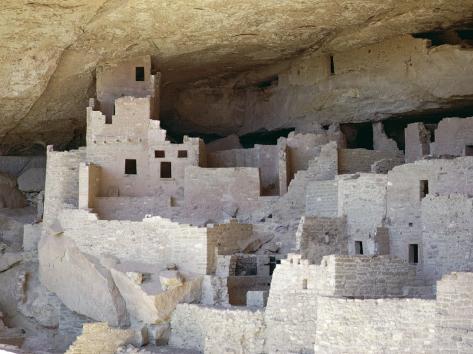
[[340, 123, 373, 150], [412, 26, 473, 47], [383, 104, 473, 150], [254, 75, 279, 90], [239, 128, 295, 148]]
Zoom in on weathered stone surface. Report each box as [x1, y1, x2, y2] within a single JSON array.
[[1, 2, 473, 149], [65, 322, 135, 354], [38, 234, 128, 327], [17, 168, 46, 192], [0, 252, 22, 272], [111, 266, 201, 324]]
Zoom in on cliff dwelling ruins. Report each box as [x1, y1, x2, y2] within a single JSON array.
[[1, 1, 473, 353]]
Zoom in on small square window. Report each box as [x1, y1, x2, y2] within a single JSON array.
[[409, 244, 419, 264], [178, 150, 188, 158], [135, 67, 145, 81], [355, 241, 364, 255], [125, 159, 137, 175], [155, 150, 165, 158]]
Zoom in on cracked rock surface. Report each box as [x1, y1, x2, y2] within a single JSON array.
[[1, 1, 473, 151]]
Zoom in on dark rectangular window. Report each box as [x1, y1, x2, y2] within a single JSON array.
[[178, 150, 188, 158], [155, 150, 165, 158], [330, 55, 335, 75], [302, 279, 308, 290], [409, 244, 419, 264], [135, 67, 145, 81], [420, 180, 429, 199], [355, 241, 363, 255], [125, 159, 137, 175], [465, 145, 473, 156], [160, 161, 172, 178]]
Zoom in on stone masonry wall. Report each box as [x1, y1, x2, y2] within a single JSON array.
[[305, 180, 338, 217], [169, 304, 265, 354], [93, 196, 171, 221], [314, 297, 436, 354], [405, 122, 431, 163], [436, 272, 473, 353], [296, 216, 348, 265], [59, 210, 211, 274], [317, 255, 410, 298], [431, 117, 473, 157], [421, 194, 473, 283], [387, 157, 473, 274], [264, 255, 319, 354], [207, 144, 280, 195], [43, 147, 86, 228], [184, 166, 261, 222], [338, 148, 398, 174], [338, 173, 387, 255]]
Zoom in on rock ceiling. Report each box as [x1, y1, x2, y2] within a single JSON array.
[[1, 0, 473, 152]]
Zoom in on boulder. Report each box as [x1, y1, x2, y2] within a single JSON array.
[[159, 270, 184, 290], [111, 266, 201, 324], [38, 234, 129, 327], [65, 322, 135, 354], [17, 168, 46, 192]]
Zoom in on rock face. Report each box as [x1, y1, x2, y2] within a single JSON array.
[[1, 1, 473, 150], [110, 267, 202, 325], [17, 168, 46, 192], [168, 35, 473, 136], [38, 234, 129, 327]]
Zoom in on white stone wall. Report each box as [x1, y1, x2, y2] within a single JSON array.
[[207, 144, 280, 195], [431, 117, 473, 157], [169, 304, 265, 354], [387, 157, 473, 270], [296, 216, 348, 264], [338, 148, 399, 174], [317, 255, 410, 298], [421, 194, 473, 283], [314, 297, 436, 353], [58, 210, 210, 274], [405, 122, 431, 163], [306, 180, 338, 217], [184, 166, 261, 221], [338, 173, 387, 255], [43, 147, 86, 228], [264, 255, 319, 354], [436, 272, 473, 353]]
